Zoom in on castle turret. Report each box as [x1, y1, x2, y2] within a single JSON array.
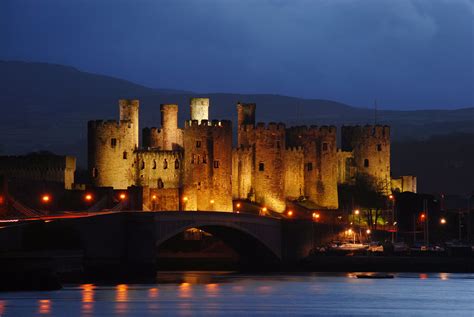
[[237, 103, 256, 147], [341, 125, 391, 193], [190, 98, 209, 123], [119, 99, 139, 149], [160, 104, 179, 151]]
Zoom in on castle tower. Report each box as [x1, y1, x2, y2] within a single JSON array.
[[182, 120, 233, 212], [237, 103, 256, 147], [341, 125, 391, 193], [119, 99, 139, 149], [160, 104, 179, 150], [254, 122, 286, 213], [190, 98, 209, 123]]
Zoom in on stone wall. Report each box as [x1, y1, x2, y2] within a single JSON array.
[[232, 146, 254, 200], [133, 150, 182, 189], [284, 147, 305, 199]]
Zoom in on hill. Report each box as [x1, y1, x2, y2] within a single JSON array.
[[0, 61, 473, 194]]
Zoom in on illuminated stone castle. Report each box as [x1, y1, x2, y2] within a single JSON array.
[[88, 98, 415, 212]]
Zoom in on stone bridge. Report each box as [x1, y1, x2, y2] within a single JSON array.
[[0, 211, 323, 271]]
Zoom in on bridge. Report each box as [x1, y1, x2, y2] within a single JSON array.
[[0, 211, 331, 271]]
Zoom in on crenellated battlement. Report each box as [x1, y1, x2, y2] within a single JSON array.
[[255, 122, 286, 131], [285, 146, 304, 152], [342, 125, 390, 139], [185, 119, 232, 129], [287, 125, 337, 136], [88, 119, 133, 130], [233, 145, 253, 153], [135, 149, 183, 160]]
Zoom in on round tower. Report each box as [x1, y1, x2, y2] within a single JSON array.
[[119, 99, 139, 149], [237, 103, 256, 126], [190, 98, 209, 122], [160, 104, 179, 150]]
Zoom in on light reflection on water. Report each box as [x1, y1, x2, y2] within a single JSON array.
[[0, 272, 473, 316]]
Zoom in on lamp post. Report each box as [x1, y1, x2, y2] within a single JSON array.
[[354, 209, 360, 243]]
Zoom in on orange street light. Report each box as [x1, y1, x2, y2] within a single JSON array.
[[236, 203, 241, 208], [41, 195, 51, 203], [84, 194, 93, 202], [312, 212, 320, 220], [151, 195, 157, 200], [440, 218, 447, 225], [262, 207, 267, 213], [420, 213, 426, 221], [354, 209, 360, 215], [119, 193, 126, 200], [389, 194, 394, 200], [287, 210, 293, 217], [366, 229, 371, 234]]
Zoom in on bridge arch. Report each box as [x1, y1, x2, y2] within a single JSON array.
[[152, 215, 282, 268]]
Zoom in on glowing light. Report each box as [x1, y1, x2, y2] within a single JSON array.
[[312, 212, 320, 219], [183, 196, 188, 202], [366, 229, 371, 234], [0, 196, 4, 205], [236, 203, 241, 208], [41, 195, 50, 203], [85, 194, 93, 201], [287, 210, 293, 217], [119, 193, 126, 200], [420, 213, 426, 221], [262, 207, 267, 212], [148, 288, 159, 299], [210, 199, 215, 204], [151, 195, 157, 200], [38, 299, 51, 314], [389, 194, 394, 200], [354, 209, 360, 215], [347, 228, 353, 234], [440, 218, 447, 224]]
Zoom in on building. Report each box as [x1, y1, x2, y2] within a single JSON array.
[[88, 98, 415, 212]]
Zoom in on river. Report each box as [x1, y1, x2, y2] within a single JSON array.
[[0, 272, 473, 316]]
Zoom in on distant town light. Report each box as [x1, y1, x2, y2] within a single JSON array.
[[440, 218, 447, 224], [41, 195, 51, 203]]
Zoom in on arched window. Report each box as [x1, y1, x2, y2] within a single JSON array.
[[259, 162, 265, 171], [152, 160, 157, 169], [175, 159, 180, 169], [92, 167, 98, 178], [364, 159, 369, 167], [157, 178, 164, 189], [163, 159, 168, 169], [123, 151, 127, 160], [141, 160, 145, 170]]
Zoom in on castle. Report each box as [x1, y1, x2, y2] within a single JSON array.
[[88, 98, 416, 213]]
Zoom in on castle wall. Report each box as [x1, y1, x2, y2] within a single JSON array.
[[337, 150, 355, 184], [254, 123, 286, 213], [88, 120, 136, 189], [341, 125, 391, 193], [391, 175, 417, 193], [0, 154, 76, 189], [284, 147, 305, 199], [142, 127, 183, 150], [182, 120, 233, 212], [145, 188, 180, 211], [232, 147, 254, 200], [160, 104, 179, 150], [133, 150, 182, 190]]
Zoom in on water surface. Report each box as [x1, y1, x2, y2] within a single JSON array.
[[1, 272, 473, 316]]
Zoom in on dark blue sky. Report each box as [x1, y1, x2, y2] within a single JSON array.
[[1, 0, 473, 109]]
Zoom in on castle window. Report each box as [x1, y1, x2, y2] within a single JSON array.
[[364, 159, 369, 167], [175, 159, 180, 169], [196, 140, 201, 148], [197, 182, 201, 190], [163, 159, 168, 169], [123, 151, 127, 159], [322, 143, 328, 151], [141, 160, 145, 170], [152, 160, 157, 169], [191, 154, 196, 164], [377, 144, 382, 151], [259, 162, 265, 171], [92, 167, 98, 178], [111, 138, 117, 148], [213, 160, 220, 168], [157, 178, 164, 189], [276, 140, 281, 149], [307, 162, 313, 171], [202, 154, 207, 164]]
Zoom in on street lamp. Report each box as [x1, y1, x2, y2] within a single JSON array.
[[41, 194, 51, 203], [119, 193, 126, 200], [287, 210, 293, 217], [84, 194, 93, 202], [440, 218, 447, 225]]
